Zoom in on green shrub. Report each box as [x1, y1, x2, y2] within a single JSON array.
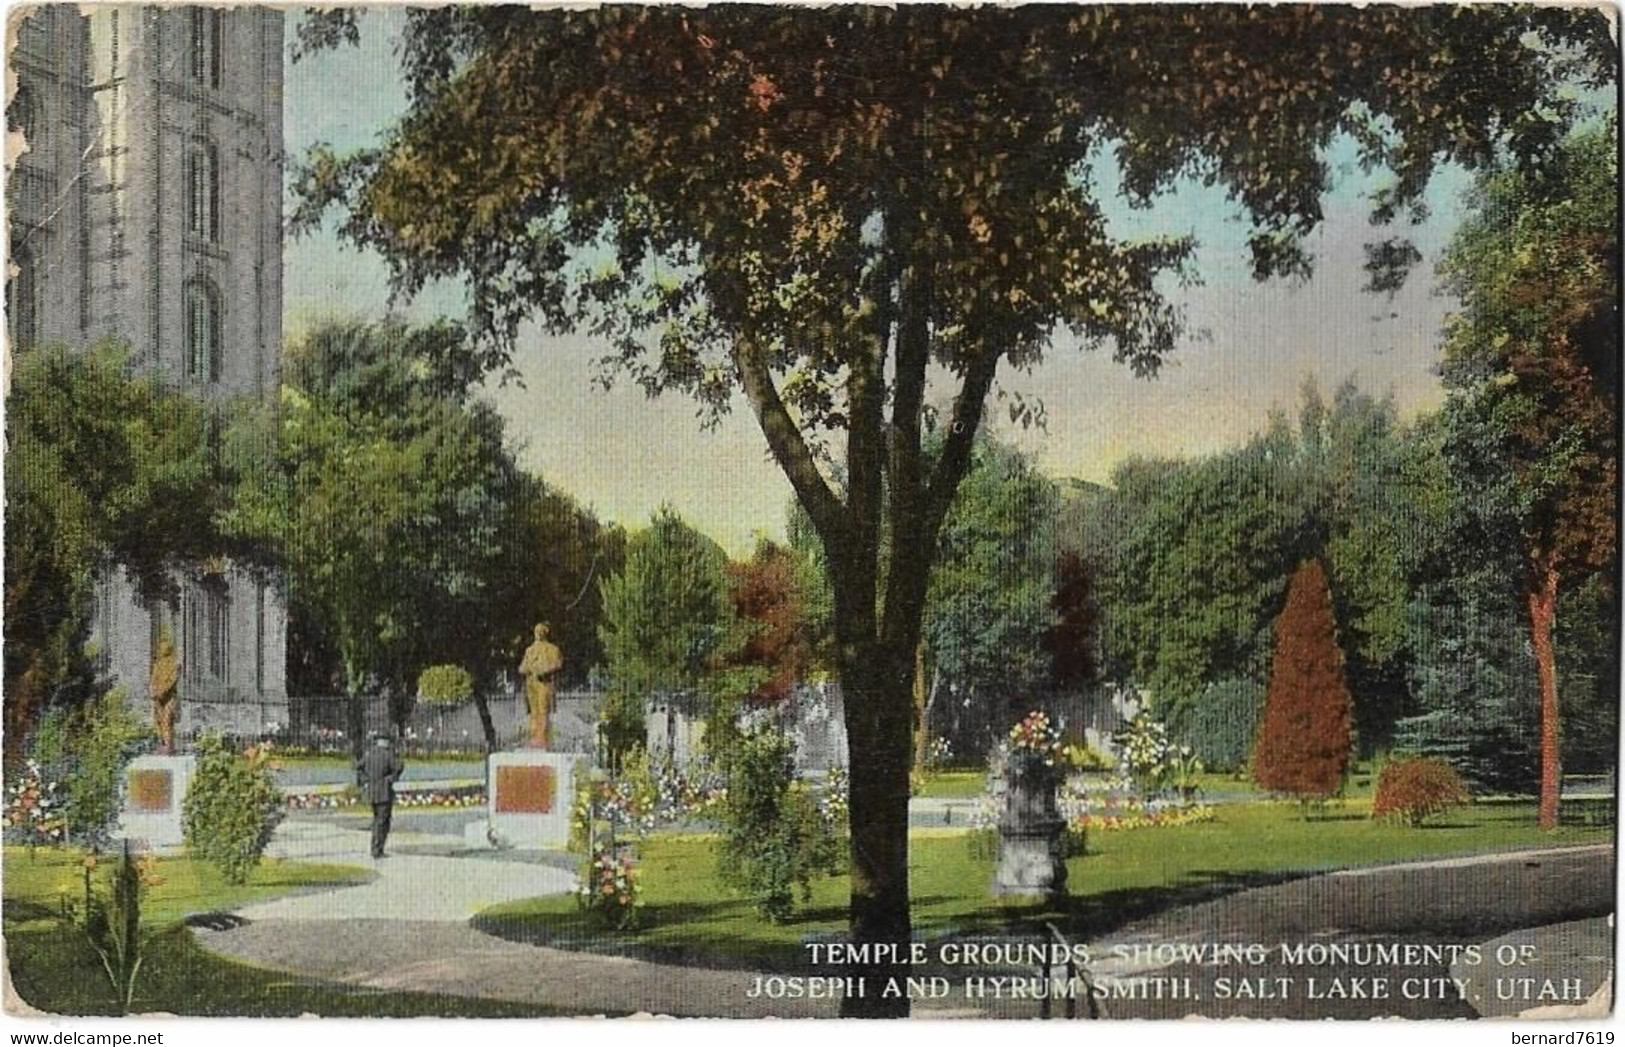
[[1171, 677, 1264, 774], [72, 842, 153, 1013], [1061, 743, 1115, 772], [716, 725, 841, 922], [416, 664, 473, 705], [1371, 756, 1471, 828], [182, 735, 284, 884], [597, 689, 647, 772], [35, 690, 151, 846]]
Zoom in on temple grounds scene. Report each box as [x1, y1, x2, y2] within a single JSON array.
[[3, 3, 1618, 1025]]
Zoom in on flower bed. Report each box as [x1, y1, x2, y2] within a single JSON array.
[[3, 760, 66, 848], [283, 784, 486, 810], [1061, 776, 1214, 832]]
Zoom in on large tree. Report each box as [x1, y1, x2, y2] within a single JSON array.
[[597, 507, 738, 761], [293, 6, 1611, 1013], [235, 320, 534, 755], [5, 344, 241, 756], [922, 436, 1059, 759], [1434, 124, 1618, 828]]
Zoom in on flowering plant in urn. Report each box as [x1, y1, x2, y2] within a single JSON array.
[[994, 710, 1068, 899], [1007, 710, 1064, 767]]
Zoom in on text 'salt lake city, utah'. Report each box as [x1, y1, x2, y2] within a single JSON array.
[[2, 1, 1619, 1025]]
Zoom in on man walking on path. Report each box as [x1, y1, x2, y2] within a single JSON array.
[[357, 732, 405, 859]]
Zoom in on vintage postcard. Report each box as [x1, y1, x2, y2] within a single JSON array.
[[2, 2, 1618, 1035]]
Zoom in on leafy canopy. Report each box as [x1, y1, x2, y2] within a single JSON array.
[[293, 5, 1612, 444]]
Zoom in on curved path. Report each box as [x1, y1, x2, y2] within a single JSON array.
[[194, 816, 1613, 1019], [227, 819, 575, 922], [196, 816, 840, 1016]]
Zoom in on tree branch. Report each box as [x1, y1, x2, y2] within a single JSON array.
[[846, 326, 887, 581], [732, 338, 848, 545], [923, 348, 1000, 535]]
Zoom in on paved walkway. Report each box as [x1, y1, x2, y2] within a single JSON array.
[[195, 816, 842, 1016], [229, 819, 575, 922]]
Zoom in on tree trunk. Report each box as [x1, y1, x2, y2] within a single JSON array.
[[471, 692, 498, 753], [911, 642, 929, 771], [343, 653, 366, 763], [838, 640, 916, 1018], [1527, 562, 1561, 830]]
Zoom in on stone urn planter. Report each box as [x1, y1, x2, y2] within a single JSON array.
[[992, 752, 1069, 900]]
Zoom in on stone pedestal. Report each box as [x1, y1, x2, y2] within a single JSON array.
[[992, 756, 1069, 899], [116, 754, 196, 850], [482, 749, 576, 849]]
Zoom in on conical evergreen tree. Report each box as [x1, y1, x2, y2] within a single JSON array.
[[1253, 559, 1355, 798]]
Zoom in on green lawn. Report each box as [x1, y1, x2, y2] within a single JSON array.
[[913, 770, 986, 798], [918, 764, 1379, 802], [476, 799, 1608, 971], [2, 847, 558, 1017]]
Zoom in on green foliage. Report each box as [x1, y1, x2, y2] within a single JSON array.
[[599, 507, 734, 696], [1077, 383, 1428, 752], [1433, 123, 1619, 824], [715, 726, 841, 922], [73, 843, 151, 1014], [1395, 567, 1539, 795], [416, 664, 473, 705], [1556, 573, 1619, 776], [291, 8, 1612, 1003], [1168, 677, 1264, 775], [597, 507, 738, 762], [182, 736, 284, 885], [925, 438, 1060, 749], [1371, 757, 1471, 828], [5, 344, 243, 746], [784, 503, 836, 679], [43, 690, 151, 846], [1253, 561, 1355, 800], [1082, 420, 1308, 711], [251, 320, 602, 746]]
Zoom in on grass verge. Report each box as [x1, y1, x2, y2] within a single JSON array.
[[475, 799, 1608, 971]]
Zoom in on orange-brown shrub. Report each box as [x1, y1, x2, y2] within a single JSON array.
[[1372, 757, 1471, 827], [1253, 559, 1355, 799]]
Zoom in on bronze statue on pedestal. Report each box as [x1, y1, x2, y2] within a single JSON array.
[[148, 627, 180, 755], [518, 623, 563, 748]]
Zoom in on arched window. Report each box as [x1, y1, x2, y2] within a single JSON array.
[[185, 279, 221, 382], [189, 8, 222, 88], [7, 241, 38, 348], [186, 139, 219, 241]]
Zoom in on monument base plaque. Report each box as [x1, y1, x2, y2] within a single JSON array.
[[116, 753, 197, 850], [484, 749, 575, 849]]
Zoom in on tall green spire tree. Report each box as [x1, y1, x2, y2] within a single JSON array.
[[291, 6, 1612, 1014], [1435, 124, 1619, 829]]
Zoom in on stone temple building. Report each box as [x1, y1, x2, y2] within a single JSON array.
[[8, 5, 288, 733]]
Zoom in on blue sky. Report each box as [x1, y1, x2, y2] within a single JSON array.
[[279, 10, 1597, 556]]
